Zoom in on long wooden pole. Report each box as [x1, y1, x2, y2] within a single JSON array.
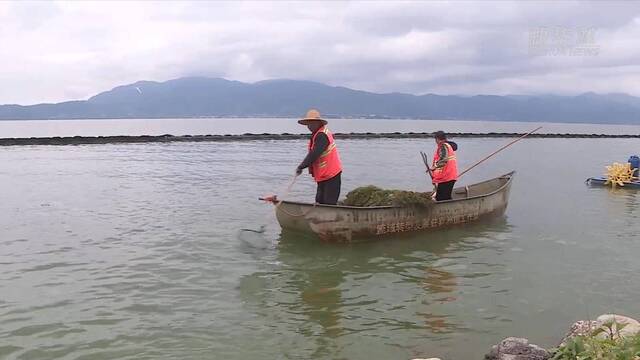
[[458, 126, 542, 178]]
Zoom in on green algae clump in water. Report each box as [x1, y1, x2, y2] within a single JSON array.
[[341, 185, 433, 207]]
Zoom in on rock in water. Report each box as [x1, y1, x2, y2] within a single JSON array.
[[559, 314, 640, 345], [558, 320, 598, 345], [485, 337, 550, 360], [595, 314, 640, 339]]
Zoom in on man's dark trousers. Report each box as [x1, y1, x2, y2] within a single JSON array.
[[316, 172, 341, 205]]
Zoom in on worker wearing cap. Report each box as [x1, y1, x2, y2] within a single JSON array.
[[296, 109, 343, 205]]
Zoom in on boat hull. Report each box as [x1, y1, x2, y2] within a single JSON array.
[[586, 177, 640, 189], [275, 172, 514, 242]]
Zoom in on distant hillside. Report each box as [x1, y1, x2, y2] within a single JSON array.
[[1, 77, 639, 124]]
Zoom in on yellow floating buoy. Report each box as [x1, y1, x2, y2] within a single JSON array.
[[604, 162, 638, 188]]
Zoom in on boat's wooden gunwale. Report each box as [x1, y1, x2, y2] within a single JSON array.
[[278, 172, 515, 210]]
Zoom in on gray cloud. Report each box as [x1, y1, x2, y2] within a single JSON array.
[[0, 1, 638, 104]]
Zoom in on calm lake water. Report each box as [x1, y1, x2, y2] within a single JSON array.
[[1, 119, 640, 359], [0, 117, 639, 138]]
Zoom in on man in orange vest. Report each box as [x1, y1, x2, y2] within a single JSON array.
[[296, 109, 343, 205], [431, 130, 458, 201]]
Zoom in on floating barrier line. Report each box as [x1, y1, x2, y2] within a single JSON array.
[[0, 132, 639, 146]]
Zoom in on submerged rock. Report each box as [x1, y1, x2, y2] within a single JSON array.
[[484, 337, 550, 360]]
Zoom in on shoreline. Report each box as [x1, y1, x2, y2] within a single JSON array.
[[0, 132, 638, 146]]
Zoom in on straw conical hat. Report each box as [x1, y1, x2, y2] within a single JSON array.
[[298, 109, 328, 125]]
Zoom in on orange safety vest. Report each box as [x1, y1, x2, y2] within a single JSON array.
[[308, 126, 343, 182], [432, 141, 458, 184]]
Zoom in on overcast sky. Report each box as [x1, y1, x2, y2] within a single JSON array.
[[1, 1, 639, 104]]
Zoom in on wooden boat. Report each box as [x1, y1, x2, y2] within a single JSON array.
[[273, 171, 515, 242], [586, 177, 640, 189]]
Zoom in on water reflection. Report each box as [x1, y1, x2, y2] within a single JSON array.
[[423, 266, 457, 302], [596, 187, 640, 225], [238, 217, 511, 357], [621, 190, 639, 217]]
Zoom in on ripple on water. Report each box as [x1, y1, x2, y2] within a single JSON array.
[[1, 138, 640, 359], [3, 300, 74, 316], [10, 323, 65, 337], [0, 346, 23, 358]]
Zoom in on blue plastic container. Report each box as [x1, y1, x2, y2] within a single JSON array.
[[629, 155, 640, 177]]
